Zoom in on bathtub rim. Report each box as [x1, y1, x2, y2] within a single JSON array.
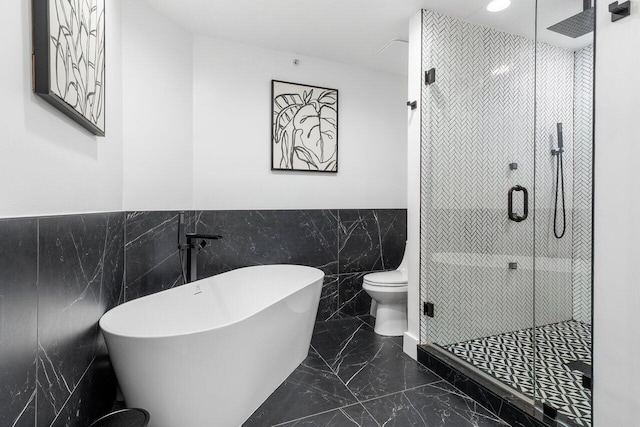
[[99, 264, 324, 340]]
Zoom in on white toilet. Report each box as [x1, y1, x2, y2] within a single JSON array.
[[362, 242, 408, 336]]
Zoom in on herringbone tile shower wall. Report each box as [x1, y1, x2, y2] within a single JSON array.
[[533, 42, 575, 328], [419, 10, 590, 345], [572, 45, 593, 325]]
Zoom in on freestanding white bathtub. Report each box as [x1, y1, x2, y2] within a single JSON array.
[[99, 264, 323, 427]]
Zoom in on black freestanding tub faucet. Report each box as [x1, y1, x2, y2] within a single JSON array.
[[177, 212, 223, 283]]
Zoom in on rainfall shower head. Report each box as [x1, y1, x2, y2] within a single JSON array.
[[547, 0, 594, 38]]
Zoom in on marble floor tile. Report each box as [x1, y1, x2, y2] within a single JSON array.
[[357, 314, 376, 328], [312, 318, 439, 400], [277, 404, 379, 427], [362, 381, 509, 427], [357, 315, 403, 349], [244, 348, 357, 426], [251, 317, 509, 427], [311, 317, 373, 362], [337, 341, 441, 401]]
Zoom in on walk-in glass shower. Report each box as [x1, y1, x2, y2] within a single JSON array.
[[418, 2, 593, 426]]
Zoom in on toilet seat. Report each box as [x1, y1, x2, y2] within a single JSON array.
[[363, 282, 408, 293], [363, 270, 407, 287]]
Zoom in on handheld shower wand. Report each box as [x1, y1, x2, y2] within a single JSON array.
[[553, 123, 566, 239], [556, 123, 564, 152]]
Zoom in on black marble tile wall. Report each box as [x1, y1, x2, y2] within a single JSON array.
[[124, 211, 196, 301], [0, 213, 124, 427], [38, 212, 124, 427], [337, 272, 374, 319], [335, 209, 407, 319], [0, 209, 405, 426], [50, 354, 117, 427], [316, 275, 339, 321], [338, 209, 407, 274], [123, 209, 407, 321], [0, 218, 38, 427], [195, 210, 339, 277]]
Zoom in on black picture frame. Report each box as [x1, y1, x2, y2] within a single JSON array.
[[271, 80, 339, 173], [32, 0, 106, 136]]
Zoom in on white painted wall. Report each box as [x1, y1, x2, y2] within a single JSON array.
[[593, 1, 640, 425], [404, 11, 422, 360], [192, 36, 407, 210], [121, 0, 194, 210], [0, 0, 406, 217], [0, 1, 123, 218]]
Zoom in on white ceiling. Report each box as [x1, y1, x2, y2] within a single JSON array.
[[143, 0, 594, 76]]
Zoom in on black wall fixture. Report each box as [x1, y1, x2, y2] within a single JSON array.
[[425, 68, 436, 85], [423, 302, 434, 317], [609, 1, 631, 21]]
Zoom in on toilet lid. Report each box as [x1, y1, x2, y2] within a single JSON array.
[[363, 271, 407, 286]]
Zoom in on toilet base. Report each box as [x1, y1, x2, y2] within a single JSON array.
[[372, 301, 407, 337]]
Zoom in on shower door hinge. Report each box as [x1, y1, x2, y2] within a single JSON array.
[[582, 373, 593, 390], [542, 403, 558, 420], [423, 302, 434, 317], [425, 68, 436, 85]]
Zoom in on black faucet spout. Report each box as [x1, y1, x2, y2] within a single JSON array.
[[186, 233, 223, 240]]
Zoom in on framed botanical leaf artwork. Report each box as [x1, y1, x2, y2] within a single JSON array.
[[272, 80, 338, 172], [32, 0, 106, 136]]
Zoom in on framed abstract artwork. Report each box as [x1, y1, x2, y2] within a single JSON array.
[[32, 0, 106, 136], [271, 80, 338, 172]]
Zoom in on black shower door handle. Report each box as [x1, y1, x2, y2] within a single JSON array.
[[508, 185, 529, 222]]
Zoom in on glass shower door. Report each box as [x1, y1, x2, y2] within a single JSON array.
[[533, 1, 594, 425], [419, 2, 538, 398], [417, 2, 594, 426]]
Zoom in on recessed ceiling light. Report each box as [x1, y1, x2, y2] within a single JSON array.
[[487, 0, 511, 12]]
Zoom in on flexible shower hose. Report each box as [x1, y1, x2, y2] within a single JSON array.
[[554, 151, 566, 239]]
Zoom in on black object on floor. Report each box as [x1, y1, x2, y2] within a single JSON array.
[[89, 408, 150, 427], [566, 360, 592, 380]]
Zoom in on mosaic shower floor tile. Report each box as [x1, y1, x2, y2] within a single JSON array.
[[446, 320, 591, 426]]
